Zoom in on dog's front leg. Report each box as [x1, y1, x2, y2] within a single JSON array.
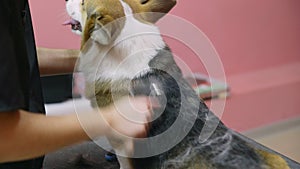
[[109, 137, 135, 169], [117, 155, 133, 169]]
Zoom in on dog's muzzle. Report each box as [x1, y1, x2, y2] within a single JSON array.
[[63, 18, 82, 32]]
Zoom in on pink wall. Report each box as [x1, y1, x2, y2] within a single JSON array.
[[171, 0, 300, 75], [29, 0, 300, 131], [29, 0, 300, 75], [29, 0, 81, 49]]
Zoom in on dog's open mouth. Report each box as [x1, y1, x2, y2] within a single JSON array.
[[63, 18, 82, 32]]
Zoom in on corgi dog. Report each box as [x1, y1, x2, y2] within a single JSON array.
[[65, 0, 294, 168]]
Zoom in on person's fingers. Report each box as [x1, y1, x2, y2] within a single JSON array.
[[140, 110, 150, 138], [144, 121, 150, 137], [137, 127, 147, 138], [131, 97, 153, 123], [107, 96, 158, 138], [144, 105, 152, 134], [140, 97, 154, 136], [149, 97, 161, 109]]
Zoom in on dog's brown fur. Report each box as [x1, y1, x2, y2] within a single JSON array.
[[123, 0, 176, 23], [81, 0, 125, 47]]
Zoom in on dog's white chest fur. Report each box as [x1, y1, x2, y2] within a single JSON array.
[[79, 0, 165, 83]]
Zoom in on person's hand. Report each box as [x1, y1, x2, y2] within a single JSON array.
[[101, 96, 154, 138]]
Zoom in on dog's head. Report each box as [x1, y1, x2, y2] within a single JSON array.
[[80, 0, 127, 46], [65, 0, 176, 47]]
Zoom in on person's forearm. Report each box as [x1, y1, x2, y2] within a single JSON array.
[[37, 47, 79, 76], [0, 97, 152, 163], [0, 110, 104, 163]]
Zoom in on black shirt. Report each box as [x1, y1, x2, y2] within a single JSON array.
[[0, 0, 45, 168]]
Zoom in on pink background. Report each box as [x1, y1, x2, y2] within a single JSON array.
[[29, 0, 300, 131]]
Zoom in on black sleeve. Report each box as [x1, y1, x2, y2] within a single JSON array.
[[0, 1, 28, 112]]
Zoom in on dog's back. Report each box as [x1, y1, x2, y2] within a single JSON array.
[[124, 47, 290, 169]]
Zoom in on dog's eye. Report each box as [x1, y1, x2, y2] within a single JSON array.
[[81, 0, 84, 5], [140, 0, 149, 5], [97, 15, 104, 21]]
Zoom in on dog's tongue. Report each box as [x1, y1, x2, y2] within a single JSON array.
[[62, 19, 79, 26]]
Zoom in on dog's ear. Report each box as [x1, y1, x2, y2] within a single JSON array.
[[123, 0, 177, 23]]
